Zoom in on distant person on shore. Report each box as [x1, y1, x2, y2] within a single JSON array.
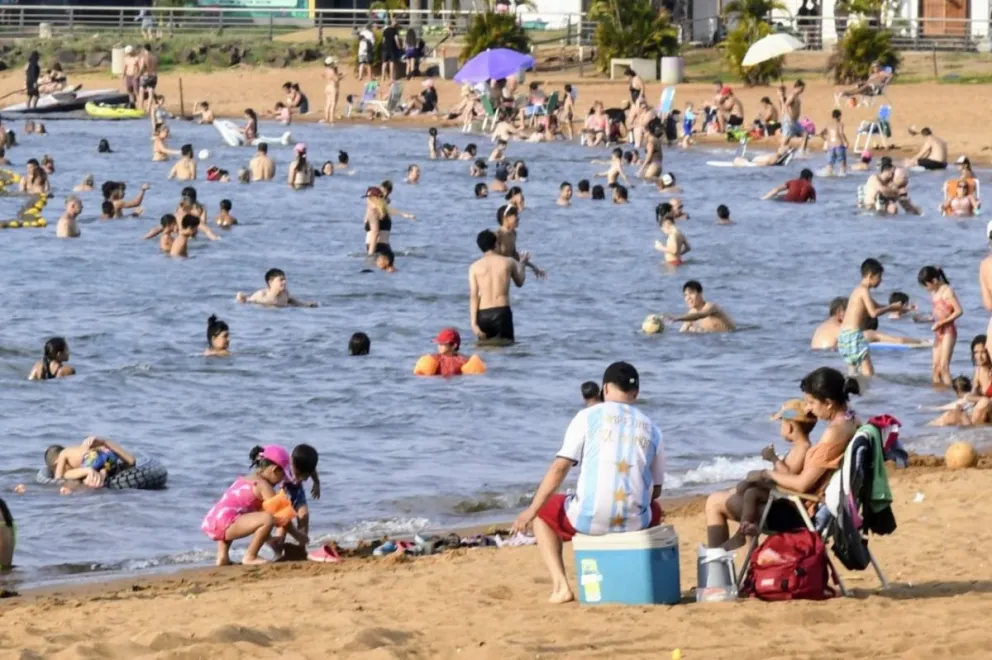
[[322, 57, 344, 125], [906, 127, 947, 170], [250, 143, 274, 180], [356, 24, 375, 81], [56, 195, 82, 239], [469, 229, 526, 343], [512, 361, 664, 605], [381, 16, 401, 82], [122, 45, 140, 107], [25, 51, 40, 109], [663, 280, 736, 333], [139, 43, 159, 114], [236, 268, 318, 308], [839, 258, 904, 377], [28, 336, 75, 380], [201, 444, 295, 566], [45, 436, 136, 489], [812, 297, 848, 350], [762, 168, 815, 202]]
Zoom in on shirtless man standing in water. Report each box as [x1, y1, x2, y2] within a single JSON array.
[[250, 143, 275, 181], [779, 80, 809, 155], [56, 195, 82, 239], [664, 280, 736, 333], [469, 229, 527, 343]]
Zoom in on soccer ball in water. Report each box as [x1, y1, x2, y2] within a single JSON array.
[[198, 149, 210, 161], [642, 315, 665, 335]]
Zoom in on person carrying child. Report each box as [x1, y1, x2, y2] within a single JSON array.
[[201, 445, 298, 566]]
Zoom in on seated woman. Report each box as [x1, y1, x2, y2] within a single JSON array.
[[44, 436, 136, 489], [705, 367, 860, 550], [835, 61, 892, 101], [941, 179, 979, 217], [405, 79, 438, 115]]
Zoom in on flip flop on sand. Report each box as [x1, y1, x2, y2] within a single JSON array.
[[307, 544, 342, 563]]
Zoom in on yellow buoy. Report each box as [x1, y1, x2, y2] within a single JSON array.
[[7, 221, 19, 228], [38, 218, 47, 227]]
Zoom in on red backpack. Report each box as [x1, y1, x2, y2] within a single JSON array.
[[741, 529, 835, 601]]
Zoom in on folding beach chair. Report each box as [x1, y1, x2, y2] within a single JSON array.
[[853, 104, 892, 152], [346, 81, 379, 118], [366, 82, 404, 119], [479, 95, 499, 132], [737, 427, 891, 598], [859, 66, 893, 107], [529, 91, 559, 127]]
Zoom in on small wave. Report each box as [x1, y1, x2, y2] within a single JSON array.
[[315, 517, 432, 546], [666, 456, 766, 490]]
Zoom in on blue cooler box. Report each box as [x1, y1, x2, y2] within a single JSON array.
[[572, 524, 681, 605]]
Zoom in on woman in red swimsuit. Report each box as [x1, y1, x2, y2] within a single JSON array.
[[919, 266, 962, 387], [968, 336, 992, 424]]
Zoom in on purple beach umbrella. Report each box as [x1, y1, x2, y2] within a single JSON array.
[[454, 48, 536, 84]]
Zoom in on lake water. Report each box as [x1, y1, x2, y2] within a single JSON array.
[[0, 116, 988, 589]]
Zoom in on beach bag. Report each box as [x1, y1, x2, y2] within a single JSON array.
[[741, 530, 833, 601]]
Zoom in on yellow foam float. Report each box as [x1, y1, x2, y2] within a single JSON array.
[[413, 353, 487, 376], [461, 354, 487, 374]]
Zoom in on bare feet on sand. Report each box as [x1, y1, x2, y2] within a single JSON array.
[[549, 586, 575, 604], [242, 556, 269, 566]]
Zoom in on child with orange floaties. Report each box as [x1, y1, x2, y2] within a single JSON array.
[[414, 327, 486, 376], [201, 445, 301, 566]]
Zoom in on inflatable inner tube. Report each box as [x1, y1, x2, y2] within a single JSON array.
[[36, 456, 168, 490]]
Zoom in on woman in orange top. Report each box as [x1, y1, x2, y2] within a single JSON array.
[[757, 367, 861, 506]]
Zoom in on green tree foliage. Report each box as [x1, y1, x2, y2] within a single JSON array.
[[827, 24, 900, 83], [588, 0, 680, 74], [723, 20, 783, 84], [459, 12, 531, 64]]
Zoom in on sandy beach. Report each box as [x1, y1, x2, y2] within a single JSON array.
[[2, 63, 991, 161], [1, 461, 990, 659]]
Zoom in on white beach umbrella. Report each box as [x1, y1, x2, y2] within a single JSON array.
[[741, 33, 807, 67]]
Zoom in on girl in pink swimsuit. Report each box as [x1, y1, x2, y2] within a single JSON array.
[[919, 265, 962, 387], [201, 444, 293, 566]]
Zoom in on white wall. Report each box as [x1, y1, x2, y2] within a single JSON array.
[[515, 0, 583, 30]]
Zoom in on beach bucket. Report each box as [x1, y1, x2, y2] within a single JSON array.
[[572, 524, 681, 605], [696, 545, 738, 602]]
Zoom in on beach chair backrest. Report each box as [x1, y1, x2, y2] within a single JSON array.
[[386, 82, 403, 110], [481, 95, 496, 117], [878, 104, 891, 121], [546, 91, 559, 115]]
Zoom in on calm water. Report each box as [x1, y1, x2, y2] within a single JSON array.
[[0, 117, 988, 589]]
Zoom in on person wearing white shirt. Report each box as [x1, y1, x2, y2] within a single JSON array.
[[512, 361, 665, 604]]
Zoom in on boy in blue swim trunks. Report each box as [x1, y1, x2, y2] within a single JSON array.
[[821, 109, 848, 176], [839, 258, 905, 376]]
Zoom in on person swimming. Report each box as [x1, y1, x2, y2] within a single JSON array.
[[28, 336, 75, 380], [349, 332, 371, 356], [204, 315, 231, 357]]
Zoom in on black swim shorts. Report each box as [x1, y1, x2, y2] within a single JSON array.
[[917, 158, 947, 171], [477, 306, 514, 342]]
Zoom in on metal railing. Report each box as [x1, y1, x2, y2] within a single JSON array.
[[685, 14, 992, 52], [0, 5, 591, 45]]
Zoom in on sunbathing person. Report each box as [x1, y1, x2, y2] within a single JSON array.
[[733, 144, 795, 167], [835, 61, 891, 103], [926, 376, 984, 427]]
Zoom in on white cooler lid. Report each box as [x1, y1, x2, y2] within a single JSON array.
[[572, 524, 678, 551]]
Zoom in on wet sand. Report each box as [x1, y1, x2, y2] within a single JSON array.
[[3, 462, 991, 659], [1, 66, 990, 160]]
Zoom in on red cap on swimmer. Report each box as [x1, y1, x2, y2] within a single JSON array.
[[260, 445, 293, 481], [720, 86, 732, 97], [434, 327, 461, 349]]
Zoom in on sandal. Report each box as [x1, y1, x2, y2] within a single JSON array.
[[307, 544, 342, 563]]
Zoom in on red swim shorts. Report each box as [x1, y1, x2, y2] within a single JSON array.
[[536, 494, 663, 543]]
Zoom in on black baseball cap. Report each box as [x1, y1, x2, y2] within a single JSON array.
[[602, 361, 639, 393]]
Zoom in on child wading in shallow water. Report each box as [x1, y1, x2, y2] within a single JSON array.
[[918, 266, 961, 387], [201, 445, 293, 566]]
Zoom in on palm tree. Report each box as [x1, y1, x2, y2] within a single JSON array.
[[588, 0, 680, 74]]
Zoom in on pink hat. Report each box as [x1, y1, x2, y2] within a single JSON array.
[[260, 445, 293, 480], [294, 143, 307, 154]]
